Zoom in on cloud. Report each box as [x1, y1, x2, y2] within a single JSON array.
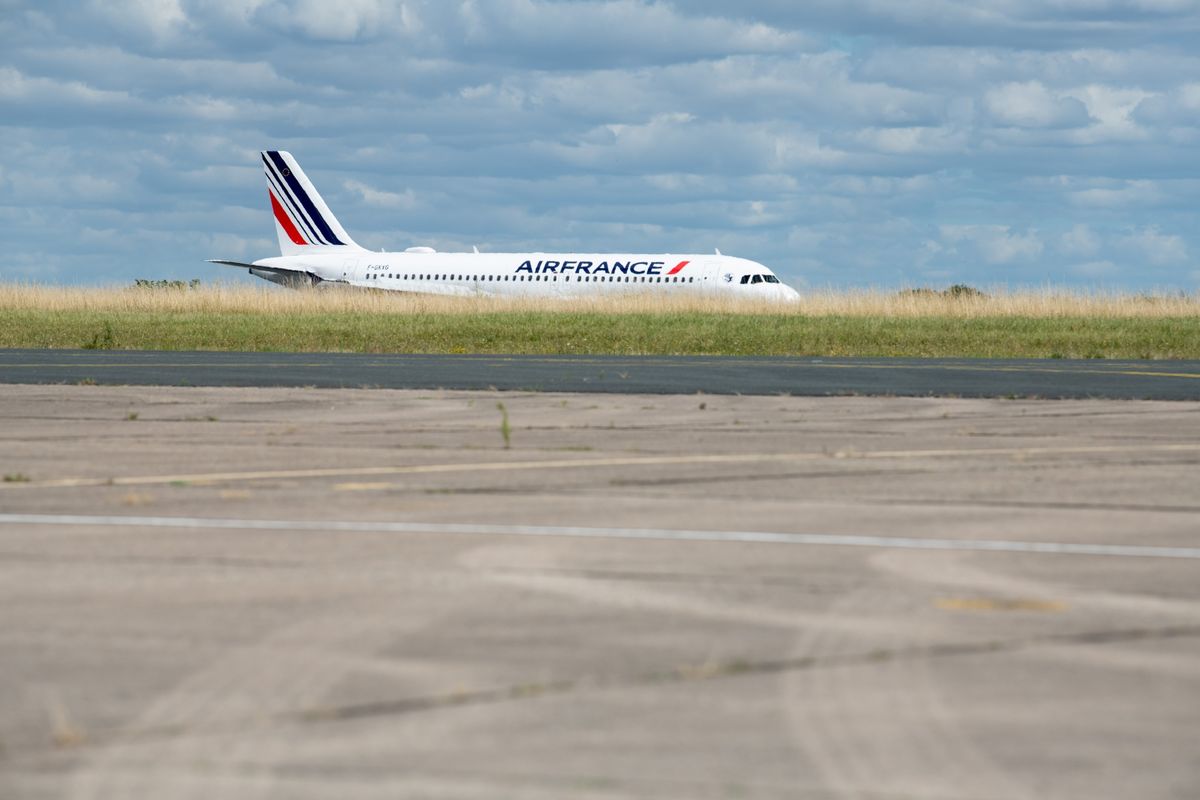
[[676, 1, 1200, 48], [87, 0, 190, 43], [444, 0, 809, 67], [984, 81, 1093, 128], [2, 0, 1199, 289], [264, 0, 405, 42], [1060, 223, 1101, 255], [940, 225, 1045, 264], [1119, 226, 1188, 264], [1134, 81, 1200, 124], [1068, 179, 1163, 206], [343, 179, 418, 210]]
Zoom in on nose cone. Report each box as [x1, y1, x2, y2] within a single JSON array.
[[779, 284, 801, 302]]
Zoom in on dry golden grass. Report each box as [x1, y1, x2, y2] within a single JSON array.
[[3, 282, 1197, 358], [1, 282, 1196, 318]]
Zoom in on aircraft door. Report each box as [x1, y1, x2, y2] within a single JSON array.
[[701, 261, 724, 286]]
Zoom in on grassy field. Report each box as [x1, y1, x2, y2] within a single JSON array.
[[1, 284, 1198, 359]]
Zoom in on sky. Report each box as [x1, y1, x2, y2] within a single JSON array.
[[1, 0, 1198, 290]]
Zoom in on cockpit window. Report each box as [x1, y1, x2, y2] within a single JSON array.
[[740, 275, 751, 284], [764, 275, 779, 283], [751, 275, 763, 284]]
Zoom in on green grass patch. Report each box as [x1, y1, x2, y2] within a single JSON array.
[[0, 309, 1197, 359]]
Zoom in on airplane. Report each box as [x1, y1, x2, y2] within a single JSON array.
[[210, 151, 801, 301]]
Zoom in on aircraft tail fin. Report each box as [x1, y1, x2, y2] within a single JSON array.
[[261, 150, 363, 256]]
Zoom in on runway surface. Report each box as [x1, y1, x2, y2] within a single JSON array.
[[3, 348, 1200, 398], [1, 385, 1198, 799]]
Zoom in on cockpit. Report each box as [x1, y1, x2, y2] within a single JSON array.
[[739, 274, 780, 285]]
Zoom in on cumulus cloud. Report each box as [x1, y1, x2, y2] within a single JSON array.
[[940, 225, 1045, 264], [264, 0, 406, 42], [343, 179, 418, 210], [678, 0, 1200, 48], [1068, 180, 1162, 207], [984, 81, 1092, 128], [2, 0, 1198, 288], [88, 0, 190, 42], [1134, 81, 1200, 124], [1119, 226, 1188, 264], [1060, 223, 1101, 255]]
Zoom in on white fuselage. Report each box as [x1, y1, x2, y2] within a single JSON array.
[[251, 251, 801, 301]]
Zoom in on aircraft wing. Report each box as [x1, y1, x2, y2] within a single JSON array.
[[205, 259, 321, 287], [208, 259, 271, 270]]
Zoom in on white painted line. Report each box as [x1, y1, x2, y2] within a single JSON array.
[[5, 443, 1200, 490], [2, 514, 1198, 560]]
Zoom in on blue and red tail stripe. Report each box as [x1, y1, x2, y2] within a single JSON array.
[[262, 151, 345, 246], [269, 190, 308, 245], [264, 154, 326, 244], [262, 153, 328, 245]]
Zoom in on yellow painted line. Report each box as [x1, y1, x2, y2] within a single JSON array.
[[770, 361, 1200, 380], [0, 362, 331, 369], [500, 356, 1200, 380], [936, 597, 1067, 613], [4, 442, 1200, 490], [471, 355, 1186, 378]]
